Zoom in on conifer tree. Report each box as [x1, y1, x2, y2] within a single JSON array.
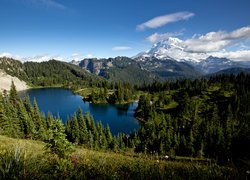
[[46, 112, 54, 129], [88, 131, 94, 149], [17, 102, 35, 138], [6, 98, 23, 137], [46, 118, 73, 158], [23, 96, 33, 115], [105, 125, 113, 148], [32, 98, 46, 140], [9, 81, 19, 106], [33, 98, 42, 130], [65, 118, 71, 141], [70, 113, 80, 143], [77, 108, 88, 144]]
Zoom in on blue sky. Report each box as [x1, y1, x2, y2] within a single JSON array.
[[0, 0, 250, 61]]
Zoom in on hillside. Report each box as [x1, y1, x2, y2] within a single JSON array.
[[0, 57, 104, 88], [0, 135, 236, 179]]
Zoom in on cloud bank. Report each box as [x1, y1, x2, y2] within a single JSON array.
[[145, 26, 250, 61], [0, 53, 97, 62], [184, 26, 250, 53], [137, 11, 194, 31]]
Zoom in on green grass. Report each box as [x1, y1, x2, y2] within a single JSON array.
[[162, 101, 178, 110], [75, 87, 102, 97], [0, 135, 44, 155], [0, 135, 238, 179]]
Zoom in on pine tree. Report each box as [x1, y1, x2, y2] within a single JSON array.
[[85, 112, 93, 131], [32, 98, 46, 140], [116, 82, 124, 104], [65, 118, 71, 141], [9, 81, 19, 106], [46, 118, 73, 158], [23, 96, 33, 115], [17, 102, 35, 138], [70, 113, 80, 143], [105, 125, 113, 148], [88, 130, 94, 149], [4, 101, 21, 137], [46, 112, 53, 129], [33, 98, 42, 131], [77, 108, 88, 144]]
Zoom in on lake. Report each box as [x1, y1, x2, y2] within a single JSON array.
[[20, 88, 139, 135]]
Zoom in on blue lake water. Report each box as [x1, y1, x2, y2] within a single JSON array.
[[20, 88, 139, 135]]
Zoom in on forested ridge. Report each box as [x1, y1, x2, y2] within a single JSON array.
[[0, 57, 104, 88], [135, 73, 250, 169]]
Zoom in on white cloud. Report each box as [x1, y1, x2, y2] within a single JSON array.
[[137, 11, 194, 31], [0, 52, 97, 62], [183, 26, 250, 53], [0, 52, 13, 58], [21, 54, 64, 62], [143, 26, 250, 61], [210, 50, 250, 61], [112, 46, 131, 51], [146, 31, 183, 43], [0, 52, 20, 59], [29, 0, 66, 10], [70, 53, 84, 61], [87, 54, 94, 58]]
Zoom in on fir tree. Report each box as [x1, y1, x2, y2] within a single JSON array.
[[32, 98, 46, 140], [70, 113, 80, 144], [46, 118, 73, 158], [17, 102, 35, 138], [105, 125, 113, 148], [77, 108, 88, 144], [9, 81, 19, 106]]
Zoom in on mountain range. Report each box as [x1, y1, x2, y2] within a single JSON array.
[[1, 38, 250, 86], [70, 38, 250, 84]]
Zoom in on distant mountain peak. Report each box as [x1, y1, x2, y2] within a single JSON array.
[[134, 37, 205, 62]]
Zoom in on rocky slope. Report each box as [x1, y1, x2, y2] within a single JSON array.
[[0, 69, 29, 92]]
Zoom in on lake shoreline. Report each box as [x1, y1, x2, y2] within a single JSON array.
[[19, 87, 139, 135]]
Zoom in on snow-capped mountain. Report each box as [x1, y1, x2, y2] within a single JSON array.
[[134, 38, 250, 74], [135, 37, 207, 62]]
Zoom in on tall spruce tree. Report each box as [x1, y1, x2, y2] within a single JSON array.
[[77, 108, 88, 144], [9, 81, 19, 106], [70, 113, 80, 143], [32, 98, 46, 140]]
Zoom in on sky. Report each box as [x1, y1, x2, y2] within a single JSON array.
[[0, 0, 250, 62]]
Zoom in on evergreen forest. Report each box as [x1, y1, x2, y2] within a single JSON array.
[[1, 72, 250, 179]]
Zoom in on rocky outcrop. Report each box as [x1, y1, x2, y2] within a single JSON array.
[[0, 70, 29, 93]]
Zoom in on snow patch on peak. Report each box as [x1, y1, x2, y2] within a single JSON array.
[[135, 37, 206, 62]]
